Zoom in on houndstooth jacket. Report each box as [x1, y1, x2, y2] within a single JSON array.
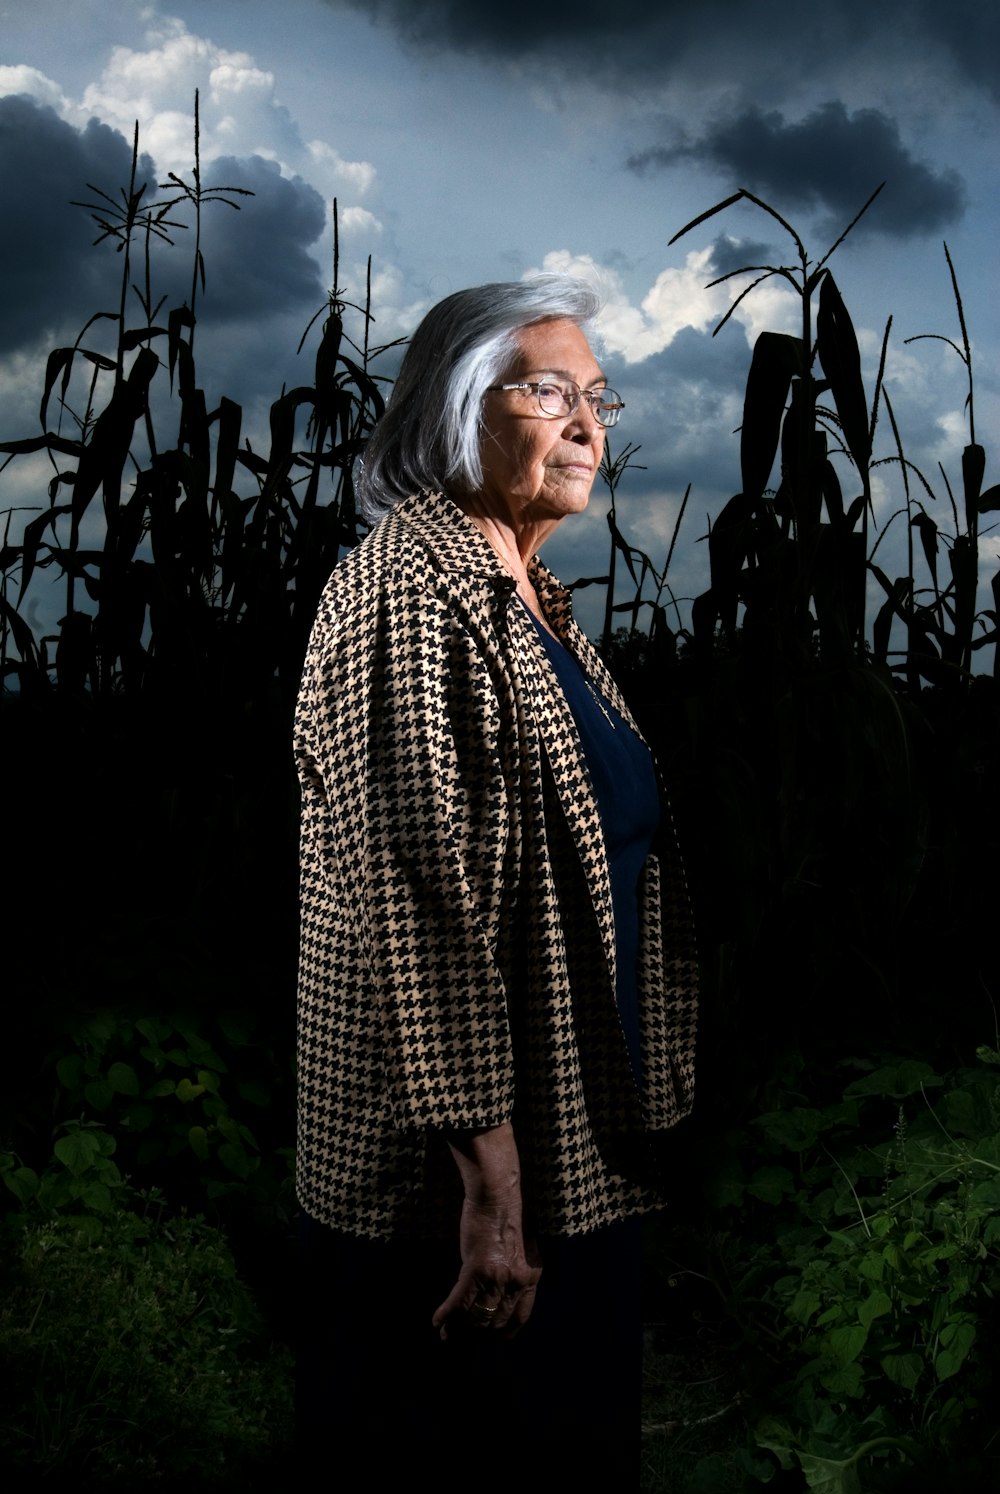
[[294, 489, 698, 1241]]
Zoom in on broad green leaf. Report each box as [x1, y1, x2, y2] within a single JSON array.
[[107, 1061, 140, 1096], [84, 1012, 116, 1045], [146, 1078, 176, 1099], [79, 1180, 113, 1212], [188, 1045, 227, 1074], [796, 1450, 862, 1494], [754, 1417, 798, 1471], [843, 1061, 942, 1099], [971, 1178, 1000, 1209], [56, 1055, 83, 1090], [788, 1289, 823, 1325], [3, 1166, 39, 1203], [859, 1290, 893, 1328], [84, 1079, 113, 1111], [881, 1352, 923, 1391], [940, 1085, 980, 1137], [175, 1077, 205, 1103], [935, 1322, 975, 1380], [136, 1017, 170, 1044], [188, 1125, 210, 1161], [826, 1323, 868, 1364], [819, 1362, 864, 1397], [754, 1107, 827, 1151], [38, 1173, 73, 1209], [54, 1130, 100, 1176]]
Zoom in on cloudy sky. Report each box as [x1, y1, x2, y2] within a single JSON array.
[[3, 0, 998, 640]]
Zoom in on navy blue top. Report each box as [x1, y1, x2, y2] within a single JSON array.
[[524, 608, 659, 1086]]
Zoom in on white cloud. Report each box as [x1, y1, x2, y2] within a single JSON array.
[[0, 64, 65, 109], [732, 278, 801, 344], [636, 249, 730, 356], [74, 25, 293, 178], [81, 33, 214, 124], [526, 247, 800, 363], [339, 206, 383, 235], [307, 140, 376, 197], [209, 61, 274, 100]]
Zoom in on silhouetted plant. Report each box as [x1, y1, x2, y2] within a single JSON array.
[[632, 191, 1000, 1493], [0, 109, 394, 706], [869, 243, 1000, 686]]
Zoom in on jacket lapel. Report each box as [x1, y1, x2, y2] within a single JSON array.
[[505, 597, 617, 992], [397, 491, 618, 991]]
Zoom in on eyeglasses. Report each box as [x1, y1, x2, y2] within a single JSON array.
[[487, 378, 624, 428]]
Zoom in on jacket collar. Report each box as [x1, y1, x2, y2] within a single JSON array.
[[393, 489, 636, 724]]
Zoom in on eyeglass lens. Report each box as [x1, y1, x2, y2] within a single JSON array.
[[536, 381, 622, 427]]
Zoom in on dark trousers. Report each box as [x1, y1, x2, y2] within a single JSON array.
[[297, 1212, 642, 1488]]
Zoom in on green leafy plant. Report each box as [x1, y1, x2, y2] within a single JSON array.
[[0, 1200, 292, 1484], [2, 1119, 127, 1241], [41, 1007, 294, 1216], [701, 1050, 1000, 1489]]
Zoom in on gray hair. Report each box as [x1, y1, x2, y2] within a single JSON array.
[[354, 275, 602, 522]]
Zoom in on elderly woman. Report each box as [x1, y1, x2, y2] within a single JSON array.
[[295, 276, 696, 1482]]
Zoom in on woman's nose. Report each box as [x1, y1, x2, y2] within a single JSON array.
[[563, 397, 604, 438]]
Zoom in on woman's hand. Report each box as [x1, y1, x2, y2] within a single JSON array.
[[433, 1123, 542, 1340]]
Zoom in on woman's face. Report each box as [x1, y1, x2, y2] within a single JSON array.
[[478, 319, 606, 532]]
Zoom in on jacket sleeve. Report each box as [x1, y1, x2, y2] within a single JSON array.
[[295, 577, 517, 1131]]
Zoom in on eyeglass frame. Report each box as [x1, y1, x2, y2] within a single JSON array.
[[486, 377, 624, 428]]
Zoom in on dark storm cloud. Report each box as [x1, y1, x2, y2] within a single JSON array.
[[151, 155, 327, 324], [325, 0, 999, 100], [0, 96, 326, 358], [707, 236, 775, 278], [629, 103, 966, 239], [645, 324, 752, 393], [0, 95, 156, 353]]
